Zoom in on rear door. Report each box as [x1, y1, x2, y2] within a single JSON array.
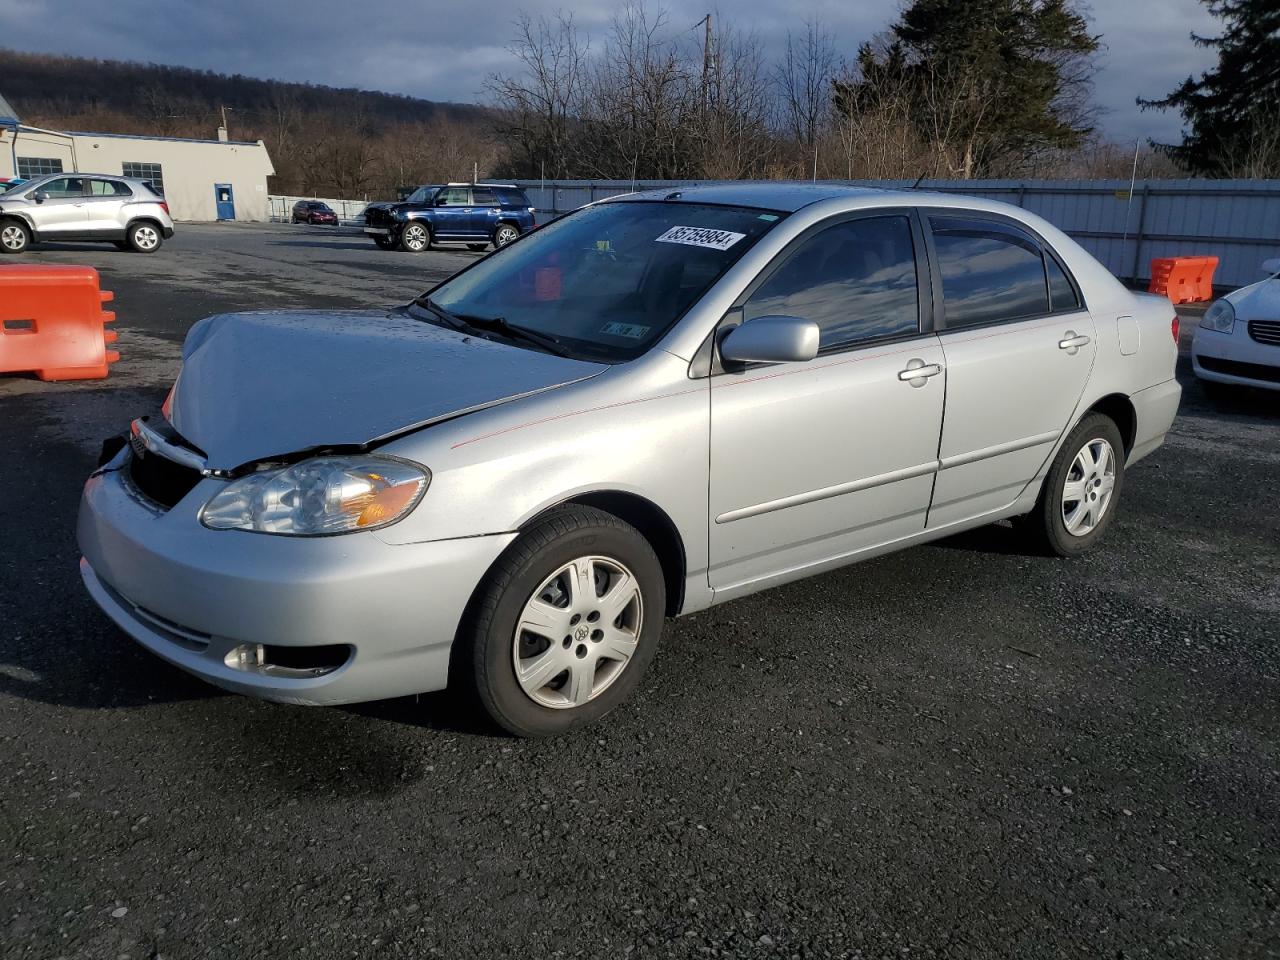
[[84, 178, 133, 233], [709, 211, 945, 596], [470, 186, 501, 238], [431, 186, 472, 237], [29, 177, 89, 235], [926, 213, 1095, 528]]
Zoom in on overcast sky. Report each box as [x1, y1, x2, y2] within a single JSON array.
[[0, 0, 1220, 143]]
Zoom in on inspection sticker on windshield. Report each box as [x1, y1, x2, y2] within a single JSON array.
[[600, 321, 650, 339], [655, 225, 745, 251]]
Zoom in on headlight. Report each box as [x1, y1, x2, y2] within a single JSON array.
[[1200, 299, 1235, 332], [201, 456, 429, 535]]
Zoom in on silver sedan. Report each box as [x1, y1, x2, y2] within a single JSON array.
[[79, 183, 1181, 736]]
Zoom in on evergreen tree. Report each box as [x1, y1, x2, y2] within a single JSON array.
[[1140, 0, 1280, 177], [837, 0, 1099, 177]]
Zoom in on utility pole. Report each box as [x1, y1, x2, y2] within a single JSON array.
[[219, 105, 232, 140], [696, 14, 712, 108]]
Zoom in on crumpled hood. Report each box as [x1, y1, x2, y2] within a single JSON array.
[[1228, 277, 1280, 319], [167, 309, 605, 469]]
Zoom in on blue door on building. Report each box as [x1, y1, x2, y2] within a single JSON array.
[[214, 183, 235, 220]]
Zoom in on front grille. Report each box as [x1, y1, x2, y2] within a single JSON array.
[[1198, 355, 1280, 384], [1247, 319, 1280, 346], [127, 444, 203, 508], [364, 207, 396, 228]]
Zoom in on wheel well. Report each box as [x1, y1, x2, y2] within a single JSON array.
[[529, 492, 687, 617], [127, 216, 163, 233], [1085, 393, 1137, 456], [495, 219, 521, 234]]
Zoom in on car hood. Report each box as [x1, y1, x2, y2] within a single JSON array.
[[1227, 277, 1280, 319], [166, 309, 606, 470]]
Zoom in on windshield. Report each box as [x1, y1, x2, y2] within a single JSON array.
[[421, 200, 783, 362], [405, 186, 435, 204]]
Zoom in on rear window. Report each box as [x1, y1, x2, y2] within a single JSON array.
[[496, 187, 530, 207], [930, 216, 1050, 327]]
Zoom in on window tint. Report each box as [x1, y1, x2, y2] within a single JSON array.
[[496, 187, 529, 207], [930, 217, 1049, 327], [472, 187, 499, 206], [437, 187, 469, 206], [40, 177, 86, 198], [745, 215, 920, 349], [89, 179, 132, 197], [1046, 253, 1080, 311]]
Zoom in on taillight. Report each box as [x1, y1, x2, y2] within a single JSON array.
[[159, 201, 170, 216], [1171, 315, 1180, 343]]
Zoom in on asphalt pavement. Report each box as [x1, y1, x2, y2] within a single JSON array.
[[1, 223, 1278, 960]]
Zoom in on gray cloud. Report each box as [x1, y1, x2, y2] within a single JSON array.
[[0, 0, 1218, 142]]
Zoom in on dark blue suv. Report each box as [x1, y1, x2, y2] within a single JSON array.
[[363, 183, 535, 253]]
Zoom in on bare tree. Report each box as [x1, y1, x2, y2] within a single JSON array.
[[486, 11, 589, 178], [775, 19, 838, 176]]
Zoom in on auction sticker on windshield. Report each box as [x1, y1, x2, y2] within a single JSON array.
[[655, 226, 746, 251]]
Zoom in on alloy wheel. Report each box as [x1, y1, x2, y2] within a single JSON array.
[[1062, 437, 1116, 537], [511, 556, 643, 709], [1, 224, 27, 251], [133, 226, 159, 250], [402, 223, 429, 251], [495, 225, 519, 247]]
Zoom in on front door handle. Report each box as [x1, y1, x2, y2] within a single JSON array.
[[898, 359, 943, 387], [1059, 331, 1091, 354]]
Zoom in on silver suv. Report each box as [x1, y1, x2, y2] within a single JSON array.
[[0, 173, 175, 254]]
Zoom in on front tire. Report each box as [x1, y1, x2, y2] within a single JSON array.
[[1024, 413, 1125, 557], [0, 220, 31, 254], [127, 221, 163, 253], [460, 506, 665, 737], [399, 221, 431, 252]]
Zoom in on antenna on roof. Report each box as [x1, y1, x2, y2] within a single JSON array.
[[910, 172, 927, 190]]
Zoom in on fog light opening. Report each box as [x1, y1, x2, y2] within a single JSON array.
[[224, 642, 351, 678]]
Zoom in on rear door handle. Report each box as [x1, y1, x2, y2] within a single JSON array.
[[898, 359, 943, 386], [1058, 331, 1091, 353]]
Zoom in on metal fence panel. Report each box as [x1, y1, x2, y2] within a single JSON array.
[[510, 178, 1280, 288]]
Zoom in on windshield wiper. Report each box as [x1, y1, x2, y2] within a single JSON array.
[[414, 296, 470, 332], [455, 314, 575, 358]]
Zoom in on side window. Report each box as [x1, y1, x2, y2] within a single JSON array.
[[930, 217, 1050, 327], [1046, 253, 1081, 311], [89, 179, 132, 197], [744, 215, 920, 350], [40, 178, 85, 198], [472, 187, 499, 206], [436, 187, 470, 206]]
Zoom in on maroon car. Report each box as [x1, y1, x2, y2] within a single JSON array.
[[291, 200, 338, 225]]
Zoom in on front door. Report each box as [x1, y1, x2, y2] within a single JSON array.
[[431, 186, 472, 237], [30, 177, 89, 235], [925, 213, 1097, 528], [709, 212, 945, 597], [214, 183, 235, 220]]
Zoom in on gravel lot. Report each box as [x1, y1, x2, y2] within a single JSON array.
[[2, 223, 1278, 960]]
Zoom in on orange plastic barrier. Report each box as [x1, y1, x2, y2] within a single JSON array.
[[0, 265, 117, 380], [1149, 256, 1218, 304]]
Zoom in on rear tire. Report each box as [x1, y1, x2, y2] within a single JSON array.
[[127, 221, 163, 253], [399, 221, 431, 252], [493, 223, 520, 247], [459, 505, 665, 738], [1023, 412, 1125, 557], [0, 220, 30, 254]]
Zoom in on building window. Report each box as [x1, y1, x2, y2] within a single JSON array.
[[17, 157, 63, 178], [122, 162, 164, 194]]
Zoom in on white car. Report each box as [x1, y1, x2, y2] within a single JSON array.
[[1192, 258, 1280, 392]]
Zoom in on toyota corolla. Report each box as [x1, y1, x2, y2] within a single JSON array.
[[79, 184, 1181, 737]]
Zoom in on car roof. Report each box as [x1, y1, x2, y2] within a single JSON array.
[[608, 182, 904, 213]]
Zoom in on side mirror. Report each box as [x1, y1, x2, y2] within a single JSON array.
[[1262, 258, 1280, 276], [32, 190, 48, 203], [719, 315, 820, 365], [435, 197, 449, 206]]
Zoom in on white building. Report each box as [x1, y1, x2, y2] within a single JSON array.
[[0, 93, 275, 222]]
